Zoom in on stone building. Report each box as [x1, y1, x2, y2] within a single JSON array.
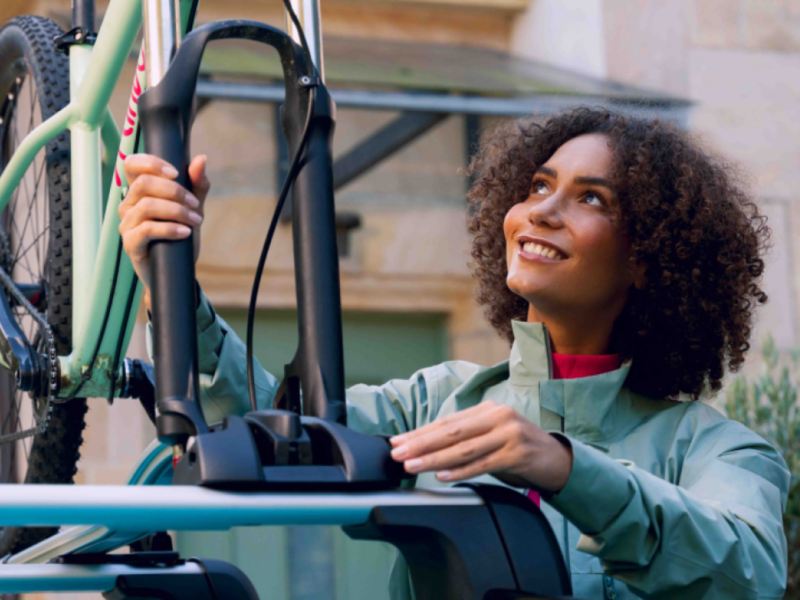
[[0, 1, 798, 599]]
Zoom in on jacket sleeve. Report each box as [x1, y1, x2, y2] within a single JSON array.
[[547, 415, 789, 599], [148, 290, 444, 435], [145, 290, 279, 424], [344, 360, 478, 437]]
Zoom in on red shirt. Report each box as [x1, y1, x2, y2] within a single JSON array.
[[526, 352, 622, 507]]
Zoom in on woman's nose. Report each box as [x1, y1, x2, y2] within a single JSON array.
[[527, 193, 563, 228]]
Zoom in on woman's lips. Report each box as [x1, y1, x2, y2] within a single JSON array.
[[517, 238, 568, 262]]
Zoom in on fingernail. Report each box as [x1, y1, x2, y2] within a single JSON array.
[[185, 194, 200, 209], [162, 165, 179, 177], [391, 445, 409, 460], [189, 212, 203, 225], [404, 458, 423, 472], [437, 471, 453, 481], [176, 225, 191, 236], [390, 434, 406, 446]]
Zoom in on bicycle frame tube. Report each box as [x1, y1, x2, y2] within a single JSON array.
[[0, 0, 196, 397], [64, 0, 198, 397]]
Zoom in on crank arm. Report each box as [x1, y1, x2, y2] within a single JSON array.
[[0, 282, 41, 394]]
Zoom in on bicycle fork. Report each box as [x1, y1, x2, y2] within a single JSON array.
[[140, 0, 192, 465]]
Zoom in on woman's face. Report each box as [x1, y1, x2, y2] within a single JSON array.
[[504, 133, 635, 323]]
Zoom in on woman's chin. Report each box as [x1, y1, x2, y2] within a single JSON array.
[[506, 277, 551, 303]]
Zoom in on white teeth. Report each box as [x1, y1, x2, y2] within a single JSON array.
[[521, 241, 563, 260]]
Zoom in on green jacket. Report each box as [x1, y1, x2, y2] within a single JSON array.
[[186, 295, 789, 599]]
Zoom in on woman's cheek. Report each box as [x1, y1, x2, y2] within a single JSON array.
[[503, 204, 525, 259]]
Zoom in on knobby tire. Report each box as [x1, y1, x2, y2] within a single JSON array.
[[0, 15, 88, 557]]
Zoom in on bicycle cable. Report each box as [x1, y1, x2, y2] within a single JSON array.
[[281, 0, 316, 77], [243, 0, 319, 413], [245, 86, 316, 413]]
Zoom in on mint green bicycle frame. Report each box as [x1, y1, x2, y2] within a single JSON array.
[[0, 0, 195, 397]]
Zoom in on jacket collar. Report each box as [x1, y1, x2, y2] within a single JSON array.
[[508, 320, 634, 445]]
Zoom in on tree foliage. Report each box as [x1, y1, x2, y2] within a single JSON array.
[[725, 337, 800, 596]]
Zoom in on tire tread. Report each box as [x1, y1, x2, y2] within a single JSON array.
[[0, 15, 88, 557]]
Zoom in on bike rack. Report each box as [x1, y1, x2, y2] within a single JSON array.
[[0, 483, 572, 599]]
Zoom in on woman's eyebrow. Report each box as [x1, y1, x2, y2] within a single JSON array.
[[534, 167, 613, 190], [534, 166, 557, 178], [574, 175, 614, 190]]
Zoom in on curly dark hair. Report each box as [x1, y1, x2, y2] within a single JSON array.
[[467, 107, 770, 400]]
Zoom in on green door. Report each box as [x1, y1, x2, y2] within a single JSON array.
[[177, 308, 448, 599]]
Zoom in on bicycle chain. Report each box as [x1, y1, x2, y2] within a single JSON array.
[[0, 265, 59, 443]]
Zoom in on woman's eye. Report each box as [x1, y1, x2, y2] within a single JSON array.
[[531, 180, 549, 195], [582, 191, 605, 207]]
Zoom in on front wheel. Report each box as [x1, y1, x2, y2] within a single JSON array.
[[0, 15, 87, 557]]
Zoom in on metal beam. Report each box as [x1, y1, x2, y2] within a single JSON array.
[[196, 79, 690, 121], [276, 110, 447, 225], [333, 111, 447, 190]]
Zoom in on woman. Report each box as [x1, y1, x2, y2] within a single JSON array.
[[119, 107, 789, 598]]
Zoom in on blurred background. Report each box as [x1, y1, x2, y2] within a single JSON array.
[[1, 0, 799, 598]]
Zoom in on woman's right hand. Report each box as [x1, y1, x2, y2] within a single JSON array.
[[119, 153, 210, 311]]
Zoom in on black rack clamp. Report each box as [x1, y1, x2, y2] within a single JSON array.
[[58, 552, 258, 599], [344, 483, 573, 600]]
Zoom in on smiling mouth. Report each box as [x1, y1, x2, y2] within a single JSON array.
[[519, 240, 567, 261]]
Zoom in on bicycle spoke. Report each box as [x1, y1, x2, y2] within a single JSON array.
[[13, 157, 46, 268], [30, 154, 46, 267], [12, 143, 46, 271], [0, 427, 36, 447], [14, 409, 23, 442], [21, 405, 32, 465], [25, 77, 35, 134], [9, 188, 23, 244], [32, 163, 46, 271], [13, 227, 48, 267], [0, 365, 40, 474], [12, 256, 37, 281], [9, 110, 19, 167], [11, 205, 38, 282], [1, 396, 18, 433], [29, 81, 45, 272]]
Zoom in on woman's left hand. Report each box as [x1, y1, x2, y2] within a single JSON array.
[[389, 400, 573, 493]]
